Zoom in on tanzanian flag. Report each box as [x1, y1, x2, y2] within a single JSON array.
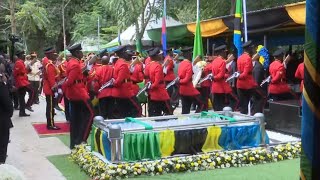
[[192, 0, 204, 61], [234, 0, 243, 56], [300, 0, 320, 179], [161, 0, 167, 56]]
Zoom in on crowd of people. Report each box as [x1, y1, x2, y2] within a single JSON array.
[[0, 40, 304, 164]]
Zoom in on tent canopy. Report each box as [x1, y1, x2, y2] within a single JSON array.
[[147, 1, 306, 41], [104, 16, 183, 48]]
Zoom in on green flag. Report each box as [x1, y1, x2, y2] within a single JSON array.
[[136, 38, 142, 53], [192, 0, 203, 61]]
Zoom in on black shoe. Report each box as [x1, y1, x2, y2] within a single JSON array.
[[34, 101, 40, 104], [55, 106, 63, 111], [19, 113, 30, 117], [14, 107, 19, 110], [47, 126, 61, 130], [26, 106, 34, 112]]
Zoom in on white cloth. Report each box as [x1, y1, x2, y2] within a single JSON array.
[[27, 60, 42, 81]]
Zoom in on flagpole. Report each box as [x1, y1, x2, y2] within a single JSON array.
[[162, 0, 167, 56], [197, 0, 200, 20], [98, 16, 100, 50], [242, 0, 248, 42]]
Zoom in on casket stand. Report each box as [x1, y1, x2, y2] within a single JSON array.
[[91, 107, 268, 163]]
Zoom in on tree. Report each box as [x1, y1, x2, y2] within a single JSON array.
[[169, 0, 303, 23], [14, 1, 49, 35], [100, 0, 160, 52], [9, 0, 16, 34]]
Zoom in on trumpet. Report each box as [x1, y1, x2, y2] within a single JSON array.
[[98, 78, 114, 92], [166, 77, 179, 89], [283, 54, 291, 68], [197, 73, 213, 85], [225, 72, 240, 82], [136, 82, 151, 97], [260, 75, 271, 87], [52, 77, 67, 90], [130, 56, 141, 66]]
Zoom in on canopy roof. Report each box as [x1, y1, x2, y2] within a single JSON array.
[[104, 16, 183, 48], [147, 1, 306, 42]]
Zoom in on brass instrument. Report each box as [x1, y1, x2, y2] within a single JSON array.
[[99, 78, 114, 92], [283, 54, 291, 68], [192, 59, 207, 88], [197, 73, 213, 85], [225, 72, 240, 82], [136, 82, 151, 97], [166, 77, 179, 90], [52, 77, 67, 90], [260, 75, 271, 87], [130, 57, 141, 67]]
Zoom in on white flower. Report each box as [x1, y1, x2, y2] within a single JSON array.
[[122, 170, 127, 174], [221, 164, 225, 168], [216, 157, 221, 161], [150, 167, 155, 172], [0, 164, 26, 180], [226, 163, 230, 168]]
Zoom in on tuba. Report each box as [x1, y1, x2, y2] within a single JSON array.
[[192, 56, 207, 88]]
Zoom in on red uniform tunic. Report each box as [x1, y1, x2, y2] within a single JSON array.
[[43, 60, 57, 96], [149, 61, 170, 101], [295, 62, 304, 92], [236, 53, 257, 89], [163, 56, 175, 82], [94, 65, 114, 99], [178, 60, 200, 96], [269, 60, 291, 94], [211, 57, 231, 94], [62, 57, 89, 101], [58, 61, 68, 78], [144, 57, 152, 82], [42, 57, 50, 68], [13, 59, 30, 88], [145, 57, 152, 65], [130, 63, 144, 95], [112, 58, 134, 98], [86, 63, 102, 91], [201, 62, 212, 88]]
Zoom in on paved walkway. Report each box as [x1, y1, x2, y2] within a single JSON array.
[[4, 96, 184, 180], [6, 96, 70, 180]]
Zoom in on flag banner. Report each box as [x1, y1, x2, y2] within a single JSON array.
[[300, 0, 320, 179], [192, 0, 204, 61], [161, 0, 167, 56], [234, 0, 243, 56]]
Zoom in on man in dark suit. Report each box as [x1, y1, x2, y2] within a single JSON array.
[[251, 52, 267, 114], [0, 62, 14, 163]]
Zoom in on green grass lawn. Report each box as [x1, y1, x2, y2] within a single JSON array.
[[47, 155, 90, 180], [56, 134, 91, 148], [132, 159, 300, 180], [52, 134, 300, 180]]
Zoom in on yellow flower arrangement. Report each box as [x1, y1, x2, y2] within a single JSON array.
[[70, 142, 301, 179]]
